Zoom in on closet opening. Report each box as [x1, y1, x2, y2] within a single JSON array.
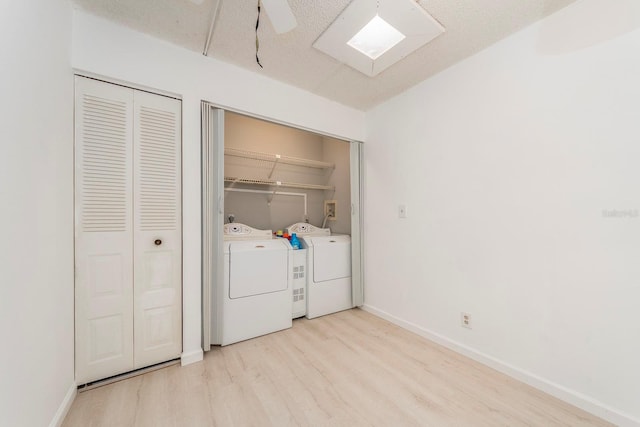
[[223, 111, 351, 233], [201, 104, 363, 350]]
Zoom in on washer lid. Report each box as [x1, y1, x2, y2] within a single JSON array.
[[311, 235, 351, 282], [309, 235, 351, 245], [229, 239, 287, 252], [228, 239, 289, 299]]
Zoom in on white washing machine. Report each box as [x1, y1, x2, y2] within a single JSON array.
[[222, 223, 292, 345], [287, 223, 352, 319]]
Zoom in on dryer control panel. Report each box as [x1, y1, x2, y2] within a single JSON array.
[[286, 222, 331, 237]]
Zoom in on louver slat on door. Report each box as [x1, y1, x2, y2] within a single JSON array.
[[138, 107, 178, 231], [75, 77, 135, 385], [133, 91, 182, 369], [76, 77, 182, 384], [80, 95, 128, 232]]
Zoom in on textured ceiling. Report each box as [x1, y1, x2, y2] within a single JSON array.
[[70, 0, 577, 110]]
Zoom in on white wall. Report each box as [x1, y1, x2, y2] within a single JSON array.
[[71, 10, 365, 364], [0, 1, 75, 426], [364, 1, 640, 425]]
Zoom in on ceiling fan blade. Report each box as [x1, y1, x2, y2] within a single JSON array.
[[261, 0, 297, 34]]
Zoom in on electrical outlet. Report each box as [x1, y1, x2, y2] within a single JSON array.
[[324, 200, 337, 221], [398, 204, 407, 218], [461, 312, 472, 329]]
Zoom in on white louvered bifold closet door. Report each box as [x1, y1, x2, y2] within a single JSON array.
[[75, 78, 135, 384], [75, 77, 181, 384], [132, 91, 182, 369]]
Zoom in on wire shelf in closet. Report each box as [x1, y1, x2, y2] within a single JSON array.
[[224, 177, 335, 191], [224, 148, 334, 169]]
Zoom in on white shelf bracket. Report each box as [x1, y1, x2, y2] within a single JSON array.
[[267, 181, 282, 205], [267, 154, 281, 179], [224, 177, 240, 193]]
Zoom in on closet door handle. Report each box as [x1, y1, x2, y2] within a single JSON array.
[[154, 239, 162, 246]]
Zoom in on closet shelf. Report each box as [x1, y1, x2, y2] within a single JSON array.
[[225, 177, 335, 191], [224, 148, 334, 169]]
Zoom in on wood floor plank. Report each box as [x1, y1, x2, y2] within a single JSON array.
[[63, 309, 612, 427]]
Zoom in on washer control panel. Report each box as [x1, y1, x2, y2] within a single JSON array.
[[223, 223, 273, 240]]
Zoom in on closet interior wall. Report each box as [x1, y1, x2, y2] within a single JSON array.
[[223, 112, 351, 233]]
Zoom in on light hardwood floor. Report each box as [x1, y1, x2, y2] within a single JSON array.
[[63, 309, 611, 427]]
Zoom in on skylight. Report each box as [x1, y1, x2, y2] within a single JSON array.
[[347, 15, 406, 60], [312, 0, 445, 77]]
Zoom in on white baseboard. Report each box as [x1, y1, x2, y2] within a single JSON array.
[[181, 348, 204, 366], [361, 304, 640, 427], [49, 381, 76, 427]]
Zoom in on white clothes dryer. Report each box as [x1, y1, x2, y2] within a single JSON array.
[[222, 223, 292, 345], [287, 223, 352, 319]]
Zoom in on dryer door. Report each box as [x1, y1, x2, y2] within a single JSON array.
[[229, 240, 288, 298], [311, 236, 352, 282]]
